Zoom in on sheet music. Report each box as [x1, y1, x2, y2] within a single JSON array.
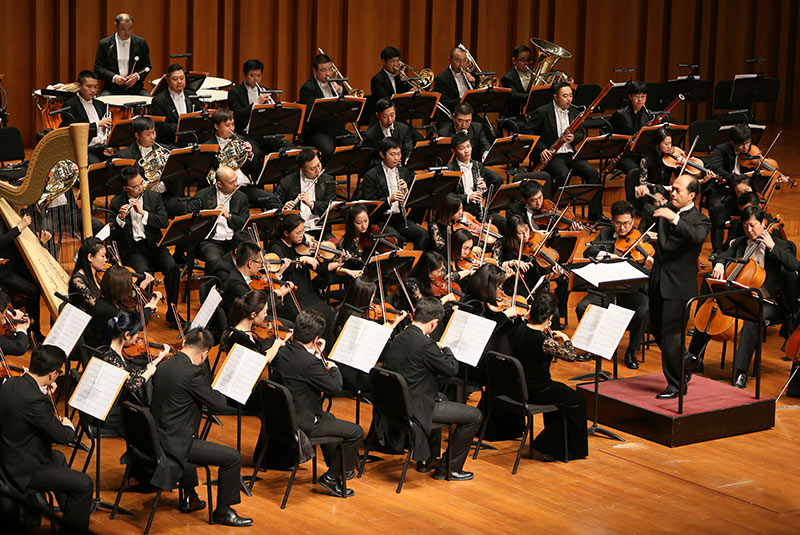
[[440, 309, 496, 367], [95, 224, 111, 241], [212, 344, 268, 405], [191, 286, 222, 330], [329, 316, 392, 374], [43, 303, 91, 356], [571, 304, 635, 360], [570, 260, 648, 288], [68, 357, 129, 421]]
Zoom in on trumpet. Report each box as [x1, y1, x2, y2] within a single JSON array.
[[394, 61, 434, 91], [457, 44, 498, 89], [317, 47, 365, 98]]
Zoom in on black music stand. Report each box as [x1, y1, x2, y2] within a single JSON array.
[[159, 144, 218, 192], [522, 86, 553, 118], [175, 110, 217, 143], [325, 145, 374, 199], [159, 210, 221, 323], [574, 134, 631, 180], [461, 86, 511, 117], [306, 96, 365, 129], [713, 123, 765, 148], [362, 250, 421, 283], [257, 148, 305, 186], [482, 135, 538, 180], [665, 76, 712, 123], [730, 74, 780, 119], [488, 182, 522, 213], [150, 72, 208, 95], [404, 170, 461, 221], [404, 137, 453, 171], [391, 91, 440, 121], [573, 84, 601, 109], [245, 102, 306, 138], [244, 209, 298, 238], [555, 184, 603, 218], [87, 159, 137, 202], [596, 82, 629, 113], [106, 116, 165, 148]]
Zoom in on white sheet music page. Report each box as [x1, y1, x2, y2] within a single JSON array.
[[571, 304, 635, 360], [212, 344, 268, 405], [439, 309, 497, 367], [329, 316, 392, 374], [191, 286, 223, 330], [68, 357, 129, 421], [571, 260, 648, 288], [44, 303, 92, 356]]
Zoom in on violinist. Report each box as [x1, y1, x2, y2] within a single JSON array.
[[0, 213, 43, 343], [220, 241, 293, 317], [69, 237, 106, 313], [354, 138, 429, 250], [0, 291, 32, 356], [634, 174, 710, 399], [708, 124, 753, 251], [459, 263, 522, 356], [222, 291, 289, 358], [449, 228, 482, 286], [686, 206, 798, 389], [429, 193, 463, 253], [577, 201, 650, 369], [627, 127, 676, 204], [340, 203, 399, 271], [447, 133, 505, 228], [610, 81, 652, 175], [391, 251, 460, 312], [110, 165, 181, 326]]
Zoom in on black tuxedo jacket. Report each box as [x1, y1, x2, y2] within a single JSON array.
[[446, 158, 502, 205], [94, 34, 151, 95], [370, 69, 412, 101], [115, 142, 142, 160], [433, 67, 463, 120], [109, 189, 169, 249], [187, 186, 250, 233], [271, 340, 343, 433], [724, 236, 798, 301], [226, 82, 275, 133], [584, 226, 617, 258], [212, 251, 236, 284], [500, 67, 529, 118], [709, 142, 740, 186], [354, 164, 412, 203], [438, 120, 492, 157], [641, 203, 710, 300], [149, 353, 229, 489], [298, 77, 344, 134], [610, 105, 651, 136], [0, 374, 76, 490], [275, 171, 336, 217], [529, 102, 586, 155], [149, 88, 199, 144], [221, 268, 250, 317], [362, 121, 415, 164], [58, 95, 107, 139]]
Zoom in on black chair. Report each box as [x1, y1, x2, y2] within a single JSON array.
[[249, 380, 347, 508], [0, 126, 25, 165], [0, 462, 57, 534], [357, 366, 451, 493], [473, 351, 568, 473], [689, 120, 721, 154], [111, 402, 214, 535]]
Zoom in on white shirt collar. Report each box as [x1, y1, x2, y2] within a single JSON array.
[[169, 88, 184, 99]]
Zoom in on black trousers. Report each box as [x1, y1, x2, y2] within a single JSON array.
[[543, 153, 602, 218], [706, 190, 731, 253], [303, 130, 356, 166], [430, 400, 482, 471], [0, 270, 41, 336], [529, 381, 589, 461], [122, 242, 180, 305], [383, 218, 429, 251], [577, 288, 648, 352], [650, 289, 690, 391], [310, 412, 364, 477], [179, 438, 242, 508], [197, 239, 235, 276], [26, 451, 93, 535]]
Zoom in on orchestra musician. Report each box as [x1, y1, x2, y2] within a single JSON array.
[[354, 138, 429, 250], [439, 103, 492, 160], [362, 98, 416, 168], [0, 291, 32, 356], [610, 81, 652, 175], [529, 81, 604, 222], [297, 53, 358, 165], [383, 296, 482, 480], [0, 213, 43, 343], [447, 228, 481, 287], [271, 309, 364, 497], [626, 127, 677, 204], [500, 45, 535, 128], [370, 46, 413, 101], [391, 251, 460, 312], [0, 345, 93, 535], [459, 263, 522, 356], [149, 64, 199, 145], [428, 193, 464, 253], [686, 206, 798, 388], [187, 166, 250, 275], [149, 327, 253, 526], [433, 47, 475, 127], [209, 109, 279, 210], [69, 237, 107, 312], [447, 132, 504, 226], [110, 166, 181, 326], [226, 59, 274, 133], [276, 148, 337, 236], [93, 12, 151, 96], [220, 241, 293, 316], [635, 174, 710, 399], [58, 70, 112, 164], [724, 190, 776, 247], [577, 201, 651, 369], [339, 203, 397, 266]]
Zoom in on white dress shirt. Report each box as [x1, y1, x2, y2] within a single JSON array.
[[316, 78, 337, 98], [553, 101, 572, 154], [299, 172, 318, 229], [451, 66, 470, 97], [169, 89, 187, 116], [116, 196, 149, 242], [210, 188, 234, 241], [381, 123, 394, 139], [457, 159, 476, 199], [516, 67, 532, 92], [115, 34, 131, 76], [382, 163, 401, 214], [78, 94, 103, 146], [383, 68, 398, 94], [246, 83, 259, 105], [670, 202, 695, 226]]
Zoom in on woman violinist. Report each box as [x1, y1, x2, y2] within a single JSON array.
[[391, 251, 460, 313], [429, 193, 464, 253], [0, 291, 32, 357], [626, 127, 677, 203], [339, 203, 398, 275], [448, 228, 484, 287], [69, 237, 107, 312]]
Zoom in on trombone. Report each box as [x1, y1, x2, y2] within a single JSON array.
[[457, 43, 498, 89], [317, 47, 365, 98], [394, 61, 434, 91]]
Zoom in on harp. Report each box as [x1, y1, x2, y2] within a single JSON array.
[[0, 123, 90, 318]]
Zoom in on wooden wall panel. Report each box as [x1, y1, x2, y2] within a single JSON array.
[[3, 0, 799, 145]]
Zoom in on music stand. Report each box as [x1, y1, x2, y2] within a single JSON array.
[[714, 123, 765, 147], [362, 250, 421, 283], [391, 91, 441, 121], [404, 137, 453, 171], [159, 144, 218, 193], [521, 85, 553, 119], [461, 86, 511, 117], [404, 170, 461, 221], [596, 82, 629, 113], [488, 182, 521, 213], [244, 209, 298, 239], [665, 76, 712, 123], [555, 184, 603, 217], [482, 135, 538, 179], [87, 159, 136, 202], [246, 102, 306, 138], [175, 110, 217, 143], [573, 84, 601, 109], [159, 210, 221, 323], [730, 74, 780, 119], [306, 96, 365, 128], [324, 145, 374, 199], [574, 134, 630, 180], [106, 116, 165, 148], [257, 148, 304, 187]]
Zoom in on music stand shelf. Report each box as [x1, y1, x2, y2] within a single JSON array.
[[246, 102, 306, 138], [404, 137, 453, 172]]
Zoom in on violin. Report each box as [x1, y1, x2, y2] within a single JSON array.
[[615, 229, 655, 264], [366, 302, 405, 324], [785, 323, 800, 364], [521, 233, 562, 271], [453, 212, 502, 245], [456, 250, 498, 271], [431, 275, 462, 298], [737, 144, 781, 176], [252, 317, 292, 341], [490, 289, 529, 316], [530, 199, 592, 231], [122, 339, 172, 360], [662, 147, 714, 178], [296, 233, 352, 261], [358, 224, 399, 255]]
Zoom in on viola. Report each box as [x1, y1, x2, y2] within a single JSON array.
[[296, 233, 352, 261], [453, 212, 502, 245], [662, 147, 713, 177], [431, 275, 462, 298], [615, 229, 655, 264], [358, 224, 399, 254], [521, 233, 561, 271], [366, 302, 405, 324]]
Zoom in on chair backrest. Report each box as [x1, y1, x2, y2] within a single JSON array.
[[0, 127, 25, 163], [258, 380, 300, 447], [486, 351, 528, 404], [368, 366, 413, 423], [120, 402, 164, 466], [689, 120, 721, 154]]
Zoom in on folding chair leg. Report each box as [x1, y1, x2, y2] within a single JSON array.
[[143, 489, 161, 535], [339, 440, 347, 498], [312, 445, 318, 483], [513, 419, 531, 475], [204, 467, 214, 525], [110, 465, 131, 519], [249, 436, 269, 494], [396, 448, 414, 494], [357, 427, 376, 477], [561, 412, 569, 463], [473, 405, 492, 459], [80, 435, 95, 474], [68, 425, 87, 468], [280, 464, 299, 509]]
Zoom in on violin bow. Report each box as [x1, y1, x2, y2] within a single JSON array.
[[362, 215, 394, 269], [533, 209, 566, 258], [678, 135, 699, 177], [754, 130, 782, 178], [446, 225, 453, 295], [312, 201, 335, 260], [170, 302, 185, 340], [620, 223, 656, 259], [511, 236, 524, 310], [375, 255, 388, 323], [251, 223, 281, 336], [393, 267, 416, 313], [479, 218, 491, 266]]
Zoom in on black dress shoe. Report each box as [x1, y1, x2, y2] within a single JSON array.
[[655, 387, 686, 399], [594, 214, 612, 224], [416, 459, 438, 473], [317, 473, 354, 497], [344, 470, 356, 481], [433, 470, 474, 481], [531, 449, 556, 462], [683, 351, 703, 374], [624, 350, 639, 370], [733, 371, 748, 389], [179, 494, 206, 513], [575, 353, 593, 362], [213, 507, 253, 527]]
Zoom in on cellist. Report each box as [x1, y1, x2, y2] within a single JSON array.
[[686, 206, 798, 389]]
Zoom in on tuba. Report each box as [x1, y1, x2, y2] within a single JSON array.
[[528, 38, 572, 86], [457, 44, 498, 89], [207, 135, 249, 185], [138, 143, 171, 189], [317, 48, 365, 98], [394, 61, 434, 91]]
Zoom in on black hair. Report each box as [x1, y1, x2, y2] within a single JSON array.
[[610, 200, 634, 218], [450, 228, 474, 262], [119, 165, 141, 188], [243, 59, 264, 75], [374, 98, 395, 115], [529, 290, 558, 324], [0, 291, 10, 313], [224, 291, 269, 350], [312, 54, 332, 69], [334, 277, 377, 332], [293, 309, 326, 343], [732, 174, 753, 189], [503, 214, 528, 256], [645, 127, 673, 177], [380, 46, 402, 61], [520, 179, 543, 199], [29, 345, 67, 376], [184, 328, 214, 351], [449, 47, 464, 58], [414, 296, 444, 323], [104, 309, 142, 346], [626, 80, 647, 95], [72, 237, 105, 296], [379, 137, 401, 155], [453, 102, 473, 116], [212, 109, 234, 125], [132, 116, 156, 135], [451, 132, 471, 149], [432, 193, 462, 227], [730, 123, 752, 144], [551, 81, 571, 96], [684, 175, 700, 196], [276, 213, 305, 242], [296, 148, 318, 168], [115, 13, 133, 24], [77, 70, 98, 85], [740, 205, 767, 223], [464, 263, 504, 306], [234, 241, 261, 267], [737, 191, 761, 208], [342, 203, 369, 251], [166, 64, 185, 76], [512, 45, 532, 58], [408, 251, 445, 296]]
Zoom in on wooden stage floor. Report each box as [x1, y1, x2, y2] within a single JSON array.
[[12, 124, 800, 534]]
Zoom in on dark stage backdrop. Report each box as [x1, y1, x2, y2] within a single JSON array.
[[3, 0, 798, 145]]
